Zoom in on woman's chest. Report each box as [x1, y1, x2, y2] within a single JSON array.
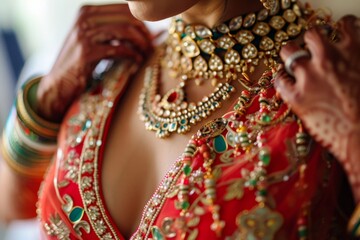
[[38, 63, 343, 240], [100, 75, 193, 236], [54, 63, 200, 238]]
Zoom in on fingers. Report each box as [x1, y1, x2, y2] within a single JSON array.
[[87, 24, 152, 54], [336, 15, 360, 47], [75, 6, 153, 55], [274, 65, 301, 106], [303, 27, 333, 62], [72, 4, 153, 64], [77, 5, 151, 38], [85, 14, 149, 33], [89, 44, 144, 64], [280, 41, 311, 78], [277, 42, 311, 107]]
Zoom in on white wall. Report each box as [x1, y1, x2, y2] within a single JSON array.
[[310, 0, 360, 19]]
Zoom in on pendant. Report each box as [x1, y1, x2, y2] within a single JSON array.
[[236, 205, 283, 240], [139, 65, 235, 138]]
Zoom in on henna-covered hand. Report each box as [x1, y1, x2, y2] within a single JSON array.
[[37, 4, 153, 122], [275, 15, 360, 201]]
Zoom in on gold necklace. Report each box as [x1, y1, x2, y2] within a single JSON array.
[[139, 0, 306, 138]]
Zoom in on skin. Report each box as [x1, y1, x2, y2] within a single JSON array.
[[0, 0, 359, 238], [1, 1, 263, 236], [275, 16, 360, 202], [36, 4, 153, 122]]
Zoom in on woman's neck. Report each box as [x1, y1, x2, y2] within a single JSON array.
[[181, 0, 264, 27]]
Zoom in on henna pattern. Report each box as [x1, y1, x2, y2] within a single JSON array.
[[275, 15, 360, 201], [36, 4, 153, 122]]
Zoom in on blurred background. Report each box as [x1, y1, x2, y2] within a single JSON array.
[[0, 0, 359, 239]]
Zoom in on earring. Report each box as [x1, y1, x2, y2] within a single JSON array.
[[260, 0, 279, 12]]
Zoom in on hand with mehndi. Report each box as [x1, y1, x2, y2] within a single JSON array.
[[36, 4, 153, 122], [275, 15, 360, 200]]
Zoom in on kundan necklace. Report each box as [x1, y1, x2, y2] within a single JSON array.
[[139, 0, 306, 138]]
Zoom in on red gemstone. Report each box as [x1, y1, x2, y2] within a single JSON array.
[[24, 127, 31, 135], [297, 217, 307, 226], [203, 151, 211, 159], [241, 90, 250, 97], [183, 157, 192, 163], [167, 91, 178, 103], [182, 178, 190, 185], [196, 139, 206, 145], [199, 144, 209, 153], [260, 89, 271, 98]]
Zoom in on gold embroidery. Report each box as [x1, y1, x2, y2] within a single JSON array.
[[40, 62, 139, 240], [62, 194, 91, 236], [44, 214, 71, 240], [236, 205, 284, 240]]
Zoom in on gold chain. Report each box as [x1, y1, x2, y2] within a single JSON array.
[[138, 0, 307, 138]]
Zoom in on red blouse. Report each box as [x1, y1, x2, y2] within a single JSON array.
[[37, 62, 350, 240]]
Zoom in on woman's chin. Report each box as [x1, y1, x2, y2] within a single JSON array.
[[127, 1, 198, 22]]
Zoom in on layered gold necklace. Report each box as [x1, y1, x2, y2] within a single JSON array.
[[139, 0, 306, 138]]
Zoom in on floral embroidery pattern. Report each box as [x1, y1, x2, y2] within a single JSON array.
[[43, 214, 71, 240], [132, 72, 314, 239], [39, 62, 331, 240], [40, 63, 139, 239]]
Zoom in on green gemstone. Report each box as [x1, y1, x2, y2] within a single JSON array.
[[169, 122, 177, 132], [298, 227, 308, 237], [69, 207, 84, 223], [82, 120, 92, 131], [183, 165, 192, 176], [260, 154, 271, 165], [257, 189, 267, 196], [154, 122, 161, 130], [180, 119, 187, 125], [259, 149, 271, 166], [213, 135, 227, 153], [249, 179, 257, 186], [261, 114, 271, 123], [181, 201, 190, 210], [151, 226, 165, 240]]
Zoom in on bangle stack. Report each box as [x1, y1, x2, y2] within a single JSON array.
[[1, 77, 60, 178], [349, 204, 360, 237]]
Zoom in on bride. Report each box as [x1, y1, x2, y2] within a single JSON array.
[[1, 0, 359, 239]]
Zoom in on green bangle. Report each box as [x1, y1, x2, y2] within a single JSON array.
[[6, 131, 49, 167], [1, 135, 48, 178], [16, 77, 60, 140]]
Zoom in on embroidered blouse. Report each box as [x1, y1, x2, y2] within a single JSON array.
[[37, 61, 350, 240]]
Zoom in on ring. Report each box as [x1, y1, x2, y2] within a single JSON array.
[[284, 49, 310, 76]]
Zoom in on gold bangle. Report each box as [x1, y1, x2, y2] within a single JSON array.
[[1, 133, 49, 178], [16, 77, 60, 139], [348, 204, 360, 236]]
